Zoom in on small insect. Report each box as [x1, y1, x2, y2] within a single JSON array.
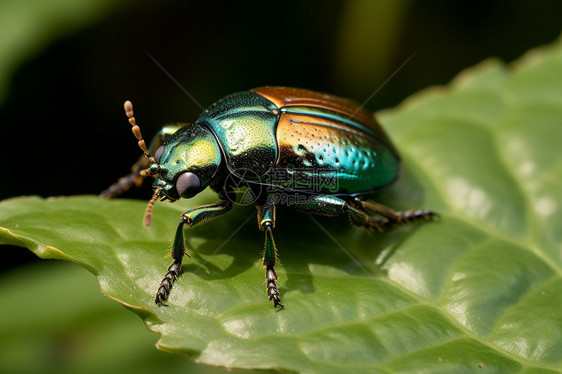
[[102, 87, 437, 309]]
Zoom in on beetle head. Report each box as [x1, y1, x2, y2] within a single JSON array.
[[123, 100, 221, 226], [152, 125, 222, 201]]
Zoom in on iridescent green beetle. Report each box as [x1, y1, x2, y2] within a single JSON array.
[[103, 87, 436, 309]]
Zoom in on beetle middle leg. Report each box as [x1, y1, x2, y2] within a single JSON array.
[[256, 201, 284, 309], [155, 198, 233, 306]]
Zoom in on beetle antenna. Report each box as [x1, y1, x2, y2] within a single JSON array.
[[124, 100, 156, 164], [144, 188, 161, 227]]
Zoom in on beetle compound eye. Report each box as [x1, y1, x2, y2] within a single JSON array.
[[154, 145, 165, 163], [176, 172, 201, 198]]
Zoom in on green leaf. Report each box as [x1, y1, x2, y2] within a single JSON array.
[[2, 37, 562, 373], [0, 261, 253, 374]]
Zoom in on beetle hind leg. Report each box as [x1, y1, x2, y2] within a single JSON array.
[[289, 194, 435, 232], [353, 198, 438, 229]]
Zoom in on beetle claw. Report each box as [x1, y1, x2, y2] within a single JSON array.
[[155, 295, 169, 307], [270, 295, 284, 310]]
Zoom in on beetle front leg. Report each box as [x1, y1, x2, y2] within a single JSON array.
[[257, 202, 283, 309], [155, 199, 233, 306], [155, 216, 188, 306], [100, 155, 151, 198]]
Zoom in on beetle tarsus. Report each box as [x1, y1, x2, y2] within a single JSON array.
[[384, 209, 439, 228], [266, 265, 284, 309], [401, 209, 439, 223], [155, 260, 182, 306]]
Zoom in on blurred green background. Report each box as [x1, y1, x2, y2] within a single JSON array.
[[0, 0, 560, 372]]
